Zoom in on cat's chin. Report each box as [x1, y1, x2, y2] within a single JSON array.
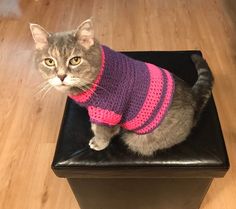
[[54, 85, 83, 95], [54, 85, 71, 92]]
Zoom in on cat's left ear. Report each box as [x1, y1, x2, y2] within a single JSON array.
[[75, 19, 94, 49], [29, 23, 51, 49]]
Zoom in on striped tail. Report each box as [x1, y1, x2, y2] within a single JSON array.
[[191, 54, 214, 121]]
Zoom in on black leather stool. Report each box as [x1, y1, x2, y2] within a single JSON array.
[[52, 51, 229, 209]]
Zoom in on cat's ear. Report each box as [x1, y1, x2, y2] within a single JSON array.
[[29, 23, 51, 49], [75, 19, 94, 49]]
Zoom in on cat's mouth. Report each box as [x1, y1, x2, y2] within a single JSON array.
[[52, 81, 88, 94]]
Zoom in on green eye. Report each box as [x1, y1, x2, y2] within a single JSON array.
[[44, 58, 55, 67], [69, 56, 81, 66]]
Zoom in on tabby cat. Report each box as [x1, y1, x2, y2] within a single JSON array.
[[30, 19, 213, 156]]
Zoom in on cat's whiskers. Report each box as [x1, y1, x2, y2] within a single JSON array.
[[79, 86, 88, 92], [78, 85, 97, 95], [35, 81, 51, 96], [41, 85, 53, 100], [66, 78, 96, 95], [72, 77, 109, 94], [36, 80, 49, 87], [35, 80, 49, 91]]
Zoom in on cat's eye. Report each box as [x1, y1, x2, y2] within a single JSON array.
[[69, 56, 81, 66], [44, 58, 55, 67]]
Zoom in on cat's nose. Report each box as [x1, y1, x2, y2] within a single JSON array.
[[58, 74, 67, 82]]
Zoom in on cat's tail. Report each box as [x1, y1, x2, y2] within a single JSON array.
[[191, 54, 214, 121]]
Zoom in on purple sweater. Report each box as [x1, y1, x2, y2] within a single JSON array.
[[70, 46, 175, 134]]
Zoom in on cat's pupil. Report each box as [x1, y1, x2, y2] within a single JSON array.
[[46, 58, 53, 63], [74, 57, 78, 61]]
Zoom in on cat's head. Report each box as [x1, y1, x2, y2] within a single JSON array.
[[30, 19, 102, 94]]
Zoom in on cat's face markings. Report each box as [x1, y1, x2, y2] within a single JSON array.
[[30, 19, 101, 94]]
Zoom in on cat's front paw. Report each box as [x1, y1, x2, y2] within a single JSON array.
[[89, 137, 110, 151]]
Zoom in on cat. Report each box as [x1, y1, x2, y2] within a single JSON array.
[[30, 19, 213, 156]]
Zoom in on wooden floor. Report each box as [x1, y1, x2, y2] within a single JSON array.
[[0, 0, 235, 208]]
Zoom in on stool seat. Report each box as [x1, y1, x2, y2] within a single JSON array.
[[51, 50, 229, 209]]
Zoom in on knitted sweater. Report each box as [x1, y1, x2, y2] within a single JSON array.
[[69, 46, 175, 134]]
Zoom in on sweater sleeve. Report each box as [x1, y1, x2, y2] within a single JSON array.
[[88, 106, 122, 126]]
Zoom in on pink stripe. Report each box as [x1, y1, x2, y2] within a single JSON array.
[[69, 47, 105, 103], [136, 72, 174, 134], [88, 106, 122, 126], [121, 63, 164, 130]]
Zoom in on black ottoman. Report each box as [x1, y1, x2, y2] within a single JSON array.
[[52, 51, 229, 209]]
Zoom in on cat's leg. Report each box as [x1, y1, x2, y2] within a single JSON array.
[[89, 123, 120, 151]]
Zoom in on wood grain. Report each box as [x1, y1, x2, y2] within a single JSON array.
[[0, 0, 235, 208]]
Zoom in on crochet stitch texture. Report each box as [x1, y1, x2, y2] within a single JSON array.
[[69, 46, 175, 134]]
